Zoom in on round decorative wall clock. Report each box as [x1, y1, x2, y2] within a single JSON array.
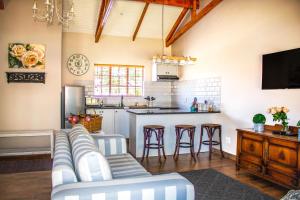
[[67, 54, 90, 76]]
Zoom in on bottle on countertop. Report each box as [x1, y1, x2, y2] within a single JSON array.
[[190, 97, 198, 112], [204, 100, 208, 111]]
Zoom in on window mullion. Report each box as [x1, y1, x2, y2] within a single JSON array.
[[126, 67, 129, 95], [109, 66, 112, 96], [94, 64, 144, 97]]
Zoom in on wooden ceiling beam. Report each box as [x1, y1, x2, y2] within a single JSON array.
[[166, 0, 222, 47], [0, 0, 5, 10], [191, 0, 198, 20], [132, 0, 199, 9], [165, 8, 188, 42], [95, 0, 106, 35], [132, 2, 149, 41], [95, 0, 114, 43]]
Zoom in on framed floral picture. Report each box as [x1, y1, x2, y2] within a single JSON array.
[[8, 43, 45, 69]]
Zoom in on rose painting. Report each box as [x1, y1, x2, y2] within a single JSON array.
[[8, 43, 45, 69]]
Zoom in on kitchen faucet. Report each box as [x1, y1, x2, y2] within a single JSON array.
[[120, 95, 124, 107]]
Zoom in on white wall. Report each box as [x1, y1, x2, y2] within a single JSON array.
[[62, 32, 172, 106], [172, 0, 300, 154], [0, 0, 62, 130]]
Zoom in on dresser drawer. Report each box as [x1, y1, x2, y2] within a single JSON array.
[[267, 161, 297, 178], [269, 138, 298, 149], [241, 132, 264, 142], [240, 159, 262, 173], [266, 169, 298, 188]]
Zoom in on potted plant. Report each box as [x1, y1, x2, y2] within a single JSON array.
[[268, 106, 289, 132], [253, 113, 266, 132]]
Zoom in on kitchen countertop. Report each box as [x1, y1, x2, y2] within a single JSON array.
[[127, 109, 221, 115], [85, 105, 180, 110]]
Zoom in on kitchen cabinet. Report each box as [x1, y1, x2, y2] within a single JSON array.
[[114, 109, 129, 138], [101, 109, 115, 135], [152, 63, 179, 81], [157, 64, 178, 76], [86, 108, 129, 137]]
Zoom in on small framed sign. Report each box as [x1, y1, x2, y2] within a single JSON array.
[[6, 72, 46, 84]]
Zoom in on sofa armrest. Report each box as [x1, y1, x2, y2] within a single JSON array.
[[51, 173, 194, 200], [90, 134, 127, 156]]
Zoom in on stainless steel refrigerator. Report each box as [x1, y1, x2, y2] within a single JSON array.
[[61, 85, 85, 129]]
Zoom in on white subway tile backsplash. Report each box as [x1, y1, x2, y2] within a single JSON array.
[[77, 80, 172, 106], [171, 77, 222, 110], [72, 77, 221, 109]]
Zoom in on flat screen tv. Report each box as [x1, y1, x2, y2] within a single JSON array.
[[262, 48, 300, 89]]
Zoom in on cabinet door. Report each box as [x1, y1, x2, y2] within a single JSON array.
[[238, 132, 264, 173], [266, 138, 298, 187], [101, 109, 115, 134], [157, 64, 178, 76], [114, 109, 129, 138], [166, 65, 178, 75]]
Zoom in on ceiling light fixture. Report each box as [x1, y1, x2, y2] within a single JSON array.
[[32, 0, 75, 26], [152, 1, 197, 66]]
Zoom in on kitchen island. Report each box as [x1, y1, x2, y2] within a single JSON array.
[[128, 109, 221, 158]]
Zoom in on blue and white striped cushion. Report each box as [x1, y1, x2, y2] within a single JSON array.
[[52, 131, 77, 187], [106, 154, 151, 179], [51, 173, 195, 200], [68, 124, 94, 145], [91, 134, 127, 156], [70, 129, 112, 182]]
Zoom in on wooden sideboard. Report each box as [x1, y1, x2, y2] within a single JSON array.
[[236, 126, 300, 189]]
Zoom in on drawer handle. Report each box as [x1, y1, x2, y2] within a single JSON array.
[[278, 151, 285, 160], [249, 144, 255, 152]]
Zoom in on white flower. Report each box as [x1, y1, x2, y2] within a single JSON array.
[[21, 51, 39, 68], [10, 44, 26, 59], [271, 108, 277, 115], [276, 107, 282, 112], [283, 107, 289, 113]]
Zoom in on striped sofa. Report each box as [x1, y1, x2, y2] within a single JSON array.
[[51, 125, 195, 200]]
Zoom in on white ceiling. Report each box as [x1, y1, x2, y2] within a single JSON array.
[[63, 0, 183, 39]]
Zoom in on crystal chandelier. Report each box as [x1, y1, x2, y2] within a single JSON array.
[[32, 0, 75, 26]]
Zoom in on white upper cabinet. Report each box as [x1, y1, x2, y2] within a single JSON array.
[[152, 63, 179, 81]]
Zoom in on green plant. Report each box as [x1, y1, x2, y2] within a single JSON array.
[[253, 114, 266, 124], [297, 120, 300, 127], [268, 106, 289, 130]]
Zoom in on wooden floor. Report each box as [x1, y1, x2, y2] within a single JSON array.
[[0, 153, 288, 200]]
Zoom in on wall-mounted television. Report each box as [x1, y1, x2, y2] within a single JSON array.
[[262, 48, 300, 89]]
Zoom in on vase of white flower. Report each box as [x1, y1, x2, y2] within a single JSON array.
[[268, 106, 289, 132]]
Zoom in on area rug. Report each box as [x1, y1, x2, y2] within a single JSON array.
[[179, 169, 275, 200]]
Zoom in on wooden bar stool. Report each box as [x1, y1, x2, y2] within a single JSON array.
[[174, 125, 196, 161], [197, 123, 224, 160], [141, 125, 166, 162]]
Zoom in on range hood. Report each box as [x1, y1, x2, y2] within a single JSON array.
[[157, 75, 179, 81]]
